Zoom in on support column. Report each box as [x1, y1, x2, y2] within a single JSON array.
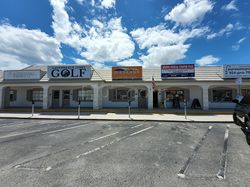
[[147, 85, 153, 110], [98, 87, 103, 109], [93, 85, 100, 110], [202, 85, 209, 110], [42, 85, 49, 110], [0, 86, 3, 109]]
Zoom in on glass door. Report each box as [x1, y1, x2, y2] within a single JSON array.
[[52, 90, 60, 108], [62, 90, 70, 107]]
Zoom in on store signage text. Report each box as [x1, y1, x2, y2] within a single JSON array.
[[47, 65, 92, 79], [223, 64, 250, 78], [161, 64, 195, 78], [3, 70, 41, 80], [112, 66, 142, 80]]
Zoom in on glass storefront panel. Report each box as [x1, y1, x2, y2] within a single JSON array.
[[241, 89, 250, 96], [109, 88, 135, 102], [78, 89, 93, 101], [212, 90, 232, 102], [166, 90, 185, 102]]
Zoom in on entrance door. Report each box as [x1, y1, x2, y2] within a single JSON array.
[[62, 90, 70, 107], [138, 90, 147, 108], [52, 90, 60, 108], [153, 91, 158, 108]]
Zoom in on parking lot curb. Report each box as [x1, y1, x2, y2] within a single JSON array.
[[0, 116, 234, 123]]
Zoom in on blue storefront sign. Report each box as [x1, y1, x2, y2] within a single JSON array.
[[223, 64, 250, 78]]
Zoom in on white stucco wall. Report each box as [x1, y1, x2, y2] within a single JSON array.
[[190, 86, 202, 105], [209, 102, 236, 109], [8, 87, 43, 108]]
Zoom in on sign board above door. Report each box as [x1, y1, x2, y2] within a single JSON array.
[[47, 65, 92, 79], [161, 64, 195, 78], [112, 66, 142, 80], [3, 70, 41, 80], [223, 64, 250, 78]]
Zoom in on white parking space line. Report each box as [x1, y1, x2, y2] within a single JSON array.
[[14, 124, 155, 171], [131, 124, 144, 129], [128, 126, 154, 136], [217, 125, 230, 180], [42, 124, 91, 135], [0, 122, 88, 140], [76, 126, 154, 159], [88, 132, 119, 143], [0, 130, 42, 139], [0, 121, 29, 128], [177, 126, 213, 178]]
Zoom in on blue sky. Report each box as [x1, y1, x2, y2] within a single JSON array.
[[0, 0, 249, 70]]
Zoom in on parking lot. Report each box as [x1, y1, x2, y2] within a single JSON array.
[[0, 119, 249, 187]]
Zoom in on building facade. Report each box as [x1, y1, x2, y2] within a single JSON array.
[[0, 64, 249, 111]]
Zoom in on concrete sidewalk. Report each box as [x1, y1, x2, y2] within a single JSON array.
[[0, 112, 233, 123]]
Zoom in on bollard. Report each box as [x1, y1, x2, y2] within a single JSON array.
[[31, 100, 35, 117], [184, 99, 187, 120], [128, 100, 131, 119], [78, 99, 81, 119]]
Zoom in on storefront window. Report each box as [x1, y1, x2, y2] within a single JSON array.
[[166, 90, 185, 102], [241, 89, 250, 96], [78, 89, 93, 101], [109, 88, 135, 102], [212, 90, 232, 102], [9, 90, 17, 101], [32, 90, 43, 101]]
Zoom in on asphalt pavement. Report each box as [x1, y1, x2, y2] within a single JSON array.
[[0, 119, 249, 187]]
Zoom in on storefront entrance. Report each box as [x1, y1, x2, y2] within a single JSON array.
[[153, 91, 158, 108], [62, 90, 70, 107], [52, 90, 60, 108], [138, 90, 147, 108]]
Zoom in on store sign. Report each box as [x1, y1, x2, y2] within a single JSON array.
[[161, 64, 195, 78], [3, 70, 41, 80], [47, 65, 92, 79], [223, 64, 250, 78], [112, 66, 142, 80]]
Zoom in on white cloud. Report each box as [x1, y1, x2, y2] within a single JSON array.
[[165, 0, 213, 26], [0, 24, 62, 70], [238, 37, 246, 44], [76, 0, 95, 6], [195, 55, 220, 66], [72, 57, 89, 65], [131, 25, 208, 67], [117, 59, 143, 66], [232, 37, 246, 51], [75, 0, 84, 5], [232, 45, 239, 51], [131, 25, 209, 49], [50, 0, 134, 64], [207, 23, 234, 39], [222, 0, 238, 11], [100, 0, 116, 9], [50, 0, 85, 50], [80, 17, 135, 62], [140, 44, 190, 68], [131, 25, 183, 49]]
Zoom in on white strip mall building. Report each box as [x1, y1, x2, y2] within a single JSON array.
[[0, 64, 250, 111]]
